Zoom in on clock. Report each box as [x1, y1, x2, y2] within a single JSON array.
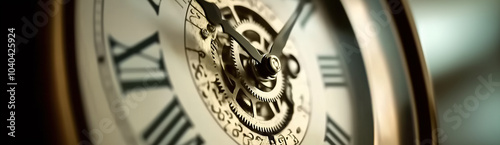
[[46, 0, 437, 144]]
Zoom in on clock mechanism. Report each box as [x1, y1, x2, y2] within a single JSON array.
[[185, 0, 311, 144]]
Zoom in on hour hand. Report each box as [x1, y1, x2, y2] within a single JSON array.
[[196, 0, 264, 63]]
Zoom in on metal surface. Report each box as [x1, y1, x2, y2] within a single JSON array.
[[336, 0, 424, 144]]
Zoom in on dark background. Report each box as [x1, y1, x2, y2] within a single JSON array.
[[4, 0, 50, 144]]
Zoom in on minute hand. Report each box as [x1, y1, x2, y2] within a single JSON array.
[[269, 0, 307, 56], [196, 0, 264, 63]]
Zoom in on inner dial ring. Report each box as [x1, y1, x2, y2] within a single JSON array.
[[185, 0, 311, 144]]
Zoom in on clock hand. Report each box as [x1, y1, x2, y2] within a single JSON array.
[[269, 0, 307, 56], [196, 0, 264, 63]]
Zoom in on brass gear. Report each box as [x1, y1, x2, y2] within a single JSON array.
[[228, 98, 291, 134], [231, 20, 285, 102], [209, 23, 291, 134]]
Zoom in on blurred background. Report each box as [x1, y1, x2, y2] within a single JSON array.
[[409, 1, 500, 144]]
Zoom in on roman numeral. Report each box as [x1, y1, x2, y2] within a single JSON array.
[[143, 97, 204, 145], [109, 32, 171, 94], [148, 0, 162, 15], [325, 116, 350, 145], [318, 55, 346, 87]]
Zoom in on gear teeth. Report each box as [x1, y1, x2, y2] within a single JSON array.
[[241, 73, 286, 102], [230, 20, 285, 102], [228, 98, 291, 133], [215, 19, 290, 134]]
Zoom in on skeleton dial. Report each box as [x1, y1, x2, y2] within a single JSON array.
[[76, 0, 359, 144], [185, 0, 310, 144]]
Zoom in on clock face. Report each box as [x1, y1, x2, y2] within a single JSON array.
[[74, 0, 373, 144]]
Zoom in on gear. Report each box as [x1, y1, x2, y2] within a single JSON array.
[[185, 0, 311, 143], [228, 97, 292, 134], [231, 20, 285, 102], [209, 20, 291, 134], [211, 42, 291, 134]]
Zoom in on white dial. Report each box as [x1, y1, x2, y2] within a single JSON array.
[[75, 0, 374, 144]]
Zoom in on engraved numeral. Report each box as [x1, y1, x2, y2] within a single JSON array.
[[325, 116, 350, 145], [318, 55, 346, 87], [143, 97, 204, 145], [108, 32, 171, 94]]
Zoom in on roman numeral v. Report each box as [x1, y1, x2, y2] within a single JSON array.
[[148, 0, 162, 15]]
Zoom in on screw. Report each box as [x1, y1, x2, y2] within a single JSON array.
[[258, 55, 281, 79], [201, 28, 210, 39], [207, 24, 216, 33], [268, 55, 281, 74]]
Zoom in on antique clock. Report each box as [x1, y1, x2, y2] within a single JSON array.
[[46, 0, 437, 144]]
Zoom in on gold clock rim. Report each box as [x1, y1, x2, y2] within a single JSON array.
[[47, 0, 83, 144]]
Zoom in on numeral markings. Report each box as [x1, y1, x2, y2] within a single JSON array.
[[317, 55, 346, 87], [325, 116, 350, 145], [148, 0, 162, 15], [143, 97, 204, 145], [108, 32, 171, 94]]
